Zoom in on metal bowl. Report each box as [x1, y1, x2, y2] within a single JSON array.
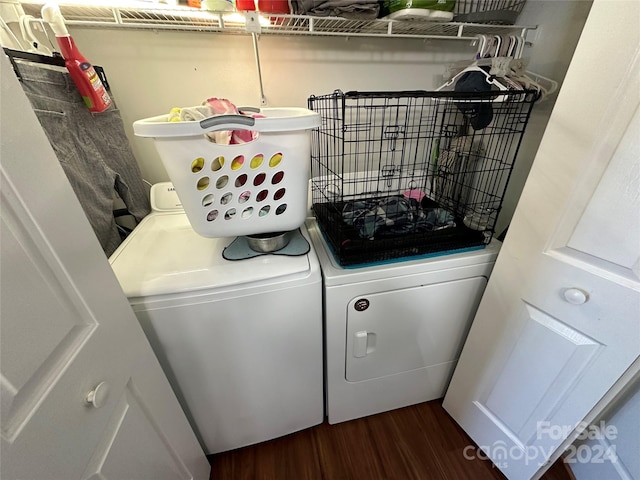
[[245, 231, 291, 253]]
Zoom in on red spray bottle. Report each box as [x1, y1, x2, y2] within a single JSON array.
[[41, 3, 112, 113]]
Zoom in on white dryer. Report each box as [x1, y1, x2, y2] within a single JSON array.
[[110, 183, 324, 454], [306, 217, 499, 424]]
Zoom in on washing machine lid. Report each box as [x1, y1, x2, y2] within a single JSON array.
[[109, 212, 311, 298]]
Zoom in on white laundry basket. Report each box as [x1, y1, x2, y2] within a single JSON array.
[[133, 107, 320, 238]]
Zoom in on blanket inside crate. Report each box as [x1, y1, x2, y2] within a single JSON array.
[[342, 195, 456, 239]]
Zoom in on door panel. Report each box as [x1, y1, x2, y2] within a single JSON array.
[[483, 303, 602, 441], [346, 277, 486, 382], [84, 381, 193, 480], [1, 212, 96, 443], [567, 107, 640, 269]]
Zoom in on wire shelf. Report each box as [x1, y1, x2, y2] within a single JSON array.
[[12, 1, 535, 39]]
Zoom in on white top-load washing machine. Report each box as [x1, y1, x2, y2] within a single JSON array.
[[110, 183, 324, 454], [306, 217, 500, 424]]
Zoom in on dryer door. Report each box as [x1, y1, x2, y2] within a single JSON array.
[[345, 276, 487, 383]]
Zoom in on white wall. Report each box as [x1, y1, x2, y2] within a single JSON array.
[[68, 29, 472, 183]]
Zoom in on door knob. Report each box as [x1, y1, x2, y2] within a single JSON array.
[[85, 381, 109, 408], [563, 288, 589, 305]]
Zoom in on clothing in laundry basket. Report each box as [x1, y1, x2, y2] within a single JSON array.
[[168, 97, 261, 145], [17, 61, 151, 257], [342, 195, 456, 239]]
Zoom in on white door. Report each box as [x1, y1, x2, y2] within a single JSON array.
[[443, 1, 640, 479], [0, 54, 210, 480]]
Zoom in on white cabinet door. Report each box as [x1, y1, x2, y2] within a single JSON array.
[[0, 54, 210, 480], [443, 1, 640, 479]]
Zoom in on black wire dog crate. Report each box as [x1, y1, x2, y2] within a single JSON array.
[[308, 89, 537, 266]]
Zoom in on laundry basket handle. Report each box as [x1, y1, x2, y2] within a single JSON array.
[[199, 114, 256, 132], [133, 107, 321, 138]]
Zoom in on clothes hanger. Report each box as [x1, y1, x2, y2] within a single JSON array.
[[3, 14, 65, 80], [3, 46, 66, 80], [19, 15, 54, 55], [436, 64, 512, 103], [440, 35, 558, 101], [473, 34, 487, 60], [0, 15, 26, 50], [499, 35, 512, 57], [514, 35, 525, 59], [3, 47, 65, 67], [508, 35, 522, 59], [493, 35, 502, 58], [489, 55, 557, 100], [511, 70, 558, 101]]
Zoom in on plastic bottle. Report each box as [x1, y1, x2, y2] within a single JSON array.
[[41, 4, 112, 113]]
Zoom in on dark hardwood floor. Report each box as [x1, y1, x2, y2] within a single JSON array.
[[208, 400, 572, 480]]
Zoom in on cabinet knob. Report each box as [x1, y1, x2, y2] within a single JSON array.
[[85, 381, 110, 408], [563, 288, 589, 305]]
